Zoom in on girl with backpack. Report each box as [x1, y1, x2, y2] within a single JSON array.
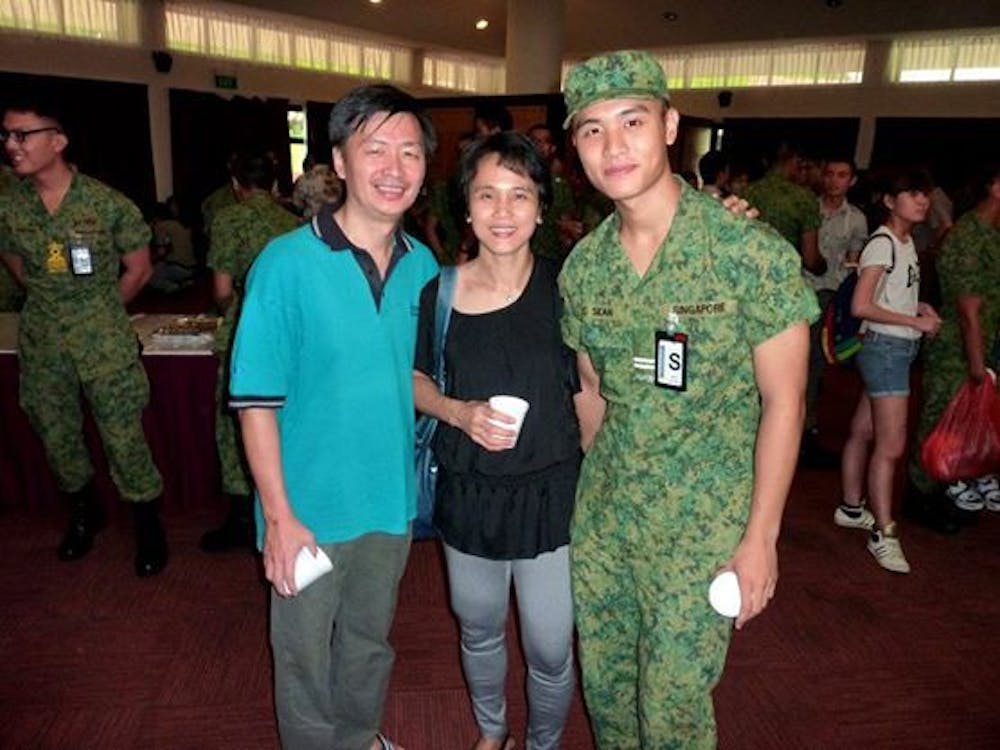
[[837, 169, 942, 573]]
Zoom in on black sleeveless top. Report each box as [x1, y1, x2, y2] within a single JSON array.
[[415, 257, 581, 559]]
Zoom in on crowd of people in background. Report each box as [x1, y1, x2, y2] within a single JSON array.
[[1, 46, 997, 750]]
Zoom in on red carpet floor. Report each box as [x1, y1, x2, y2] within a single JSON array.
[[1, 473, 998, 749]]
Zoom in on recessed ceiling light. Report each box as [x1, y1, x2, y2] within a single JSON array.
[[475, 18, 489, 30], [662, 10, 679, 21]]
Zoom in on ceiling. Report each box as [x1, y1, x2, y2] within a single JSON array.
[[232, 0, 1000, 58]]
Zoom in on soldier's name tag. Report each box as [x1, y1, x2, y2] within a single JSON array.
[[655, 330, 687, 391], [68, 238, 93, 276]]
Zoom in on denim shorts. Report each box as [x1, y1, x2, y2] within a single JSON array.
[[856, 330, 920, 398]]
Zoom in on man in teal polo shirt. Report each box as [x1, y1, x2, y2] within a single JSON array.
[[229, 85, 438, 750]]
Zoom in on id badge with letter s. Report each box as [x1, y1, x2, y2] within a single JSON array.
[[655, 330, 687, 391]]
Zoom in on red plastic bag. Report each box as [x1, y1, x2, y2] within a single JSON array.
[[921, 377, 1000, 482]]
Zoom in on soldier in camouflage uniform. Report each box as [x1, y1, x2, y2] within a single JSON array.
[[201, 151, 298, 552], [200, 157, 238, 239], [909, 165, 1000, 515], [0, 164, 25, 311], [744, 144, 826, 276], [559, 52, 817, 749], [0, 99, 167, 577]]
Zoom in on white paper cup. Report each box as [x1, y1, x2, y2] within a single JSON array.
[[488, 395, 530, 444], [293, 547, 333, 592], [708, 570, 741, 618]]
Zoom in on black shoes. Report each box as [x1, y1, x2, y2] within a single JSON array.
[[903, 484, 961, 535], [798, 430, 841, 470], [133, 500, 168, 577], [57, 482, 106, 561], [199, 494, 255, 553]]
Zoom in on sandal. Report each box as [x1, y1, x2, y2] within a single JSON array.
[[976, 475, 1000, 512], [375, 733, 402, 750]]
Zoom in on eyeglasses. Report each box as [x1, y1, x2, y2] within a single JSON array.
[[0, 127, 62, 145]]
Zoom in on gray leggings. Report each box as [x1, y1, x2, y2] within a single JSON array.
[[444, 543, 575, 750]]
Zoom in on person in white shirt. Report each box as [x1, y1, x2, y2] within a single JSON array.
[[802, 159, 870, 465]]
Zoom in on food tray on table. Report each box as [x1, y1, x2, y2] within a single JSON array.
[[151, 315, 219, 348], [132, 314, 219, 355]]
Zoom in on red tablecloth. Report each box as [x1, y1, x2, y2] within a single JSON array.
[[0, 342, 221, 517]]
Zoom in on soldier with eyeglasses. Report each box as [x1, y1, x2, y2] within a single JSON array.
[[0, 97, 168, 577]]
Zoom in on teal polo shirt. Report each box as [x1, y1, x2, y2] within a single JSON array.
[[230, 220, 438, 545]]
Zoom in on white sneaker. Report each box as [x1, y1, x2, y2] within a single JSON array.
[[834, 503, 876, 530], [975, 475, 1000, 512], [945, 480, 985, 511], [867, 524, 911, 574]]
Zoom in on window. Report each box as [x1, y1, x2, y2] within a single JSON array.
[[890, 33, 1000, 83], [165, 2, 412, 83], [564, 41, 865, 90], [288, 107, 307, 182], [0, 0, 139, 44], [423, 52, 506, 94]]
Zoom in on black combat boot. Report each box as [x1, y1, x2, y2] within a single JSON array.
[[199, 494, 255, 553], [903, 482, 960, 535], [57, 481, 106, 561], [133, 499, 168, 577]]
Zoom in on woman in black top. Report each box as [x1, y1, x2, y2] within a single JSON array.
[[414, 132, 580, 750]]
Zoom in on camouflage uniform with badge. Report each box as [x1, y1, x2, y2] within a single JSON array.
[[0, 169, 167, 575], [909, 208, 1000, 501], [559, 51, 818, 749]]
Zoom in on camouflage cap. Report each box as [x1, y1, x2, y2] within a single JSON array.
[[562, 50, 669, 129]]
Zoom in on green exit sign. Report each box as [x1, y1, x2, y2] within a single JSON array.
[[214, 74, 238, 90]]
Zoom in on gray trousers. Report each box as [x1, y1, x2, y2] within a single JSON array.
[[444, 544, 575, 750], [271, 532, 411, 750]]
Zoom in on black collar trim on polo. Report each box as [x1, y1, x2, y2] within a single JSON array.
[[311, 209, 412, 256]]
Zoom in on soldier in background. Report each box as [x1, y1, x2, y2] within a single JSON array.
[[0, 98, 167, 576], [0, 163, 25, 311], [525, 122, 582, 265], [201, 150, 298, 552], [291, 152, 342, 220], [744, 142, 827, 276]]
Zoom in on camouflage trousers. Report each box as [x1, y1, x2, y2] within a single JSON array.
[[20, 355, 162, 501], [571, 483, 743, 749], [216, 353, 251, 496]]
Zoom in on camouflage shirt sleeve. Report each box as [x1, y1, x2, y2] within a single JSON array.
[[208, 207, 242, 276], [799, 189, 822, 234], [729, 225, 820, 348], [938, 216, 991, 300], [109, 187, 151, 256], [558, 244, 587, 352]]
